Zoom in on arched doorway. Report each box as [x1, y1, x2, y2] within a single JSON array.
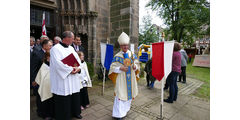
[[78, 33, 88, 62]]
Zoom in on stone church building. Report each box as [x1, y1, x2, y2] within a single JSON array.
[[30, 0, 139, 68]]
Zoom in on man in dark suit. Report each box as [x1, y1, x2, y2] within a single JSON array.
[[34, 35, 49, 51], [71, 35, 84, 52], [30, 39, 53, 118]]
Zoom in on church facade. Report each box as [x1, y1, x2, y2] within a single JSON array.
[[30, 0, 139, 68]]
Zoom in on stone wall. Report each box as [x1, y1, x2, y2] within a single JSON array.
[[110, 0, 139, 54], [95, 0, 111, 64]]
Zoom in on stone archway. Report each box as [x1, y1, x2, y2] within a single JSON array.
[[56, 0, 98, 67]]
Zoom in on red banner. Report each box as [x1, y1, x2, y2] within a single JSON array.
[[152, 42, 164, 81]]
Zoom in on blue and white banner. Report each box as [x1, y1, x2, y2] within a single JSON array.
[[100, 42, 114, 70]]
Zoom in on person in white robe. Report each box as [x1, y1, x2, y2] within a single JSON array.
[[50, 31, 83, 120], [35, 52, 54, 120], [108, 32, 140, 119], [77, 51, 92, 110]]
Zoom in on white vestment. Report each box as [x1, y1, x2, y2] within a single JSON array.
[[50, 44, 83, 96], [112, 96, 132, 118], [78, 61, 92, 88], [108, 50, 140, 118], [35, 63, 52, 101]]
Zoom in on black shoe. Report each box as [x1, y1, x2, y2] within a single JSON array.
[[173, 99, 177, 101], [164, 99, 173, 103], [177, 80, 181, 82], [74, 115, 82, 119], [114, 117, 123, 120], [182, 81, 186, 83]]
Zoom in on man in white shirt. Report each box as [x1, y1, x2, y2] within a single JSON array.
[[50, 31, 83, 120], [71, 35, 84, 52]]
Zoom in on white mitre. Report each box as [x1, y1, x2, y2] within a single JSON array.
[[118, 32, 130, 45]]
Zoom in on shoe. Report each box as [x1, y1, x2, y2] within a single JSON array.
[[81, 106, 85, 110], [86, 105, 89, 108], [114, 117, 123, 120], [173, 99, 177, 101], [182, 81, 186, 83], [177, 80, 181, 82], [74, 115, 82, 119], [164, 99, 173, 103]]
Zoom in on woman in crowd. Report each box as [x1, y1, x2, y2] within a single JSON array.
[[164, 42, 181, 103], [77, 51, 92, 110]]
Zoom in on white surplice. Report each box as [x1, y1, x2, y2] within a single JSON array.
[[35, 63, 52, 101], [78, 61, 92, 88], [50, 44, 83, 96]]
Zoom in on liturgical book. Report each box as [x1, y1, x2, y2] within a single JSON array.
[[61, 53, 80, 67]]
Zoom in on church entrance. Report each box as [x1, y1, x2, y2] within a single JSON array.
[[78, 33, 88, 62]]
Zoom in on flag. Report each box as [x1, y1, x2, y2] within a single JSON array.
[[152, 41, 174, 81], [100, 43, 114, 70], [42, 12, 47, 36]]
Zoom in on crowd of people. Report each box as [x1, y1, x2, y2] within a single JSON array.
[[144, 42, 189, 103], [30, 30, 190, 120], [30, 31, 89, 120], [30, 31, 139, 120]]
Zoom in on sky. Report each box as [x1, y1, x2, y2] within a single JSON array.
[[139, 0, 167, 30]]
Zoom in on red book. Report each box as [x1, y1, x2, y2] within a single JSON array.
[[61, 53, 80, 67]]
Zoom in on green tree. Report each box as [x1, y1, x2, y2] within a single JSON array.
[[139, 14, 160, 45], [147, 0, 210, 46]]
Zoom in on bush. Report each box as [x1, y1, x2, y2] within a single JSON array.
[[140, 63, 146, 78], [86, 62, 94, 78]]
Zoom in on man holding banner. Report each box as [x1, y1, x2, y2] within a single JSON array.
[[108, 32, 140, 120]]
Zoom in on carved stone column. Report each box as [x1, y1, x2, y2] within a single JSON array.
[[92, 16, 97, 68]]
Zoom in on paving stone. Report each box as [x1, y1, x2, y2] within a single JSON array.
[[31, 77, 209, 120], [91, 104, 105, 111], [174, 104, 210, 120], [78, 113, 98, 120], [94, 109, 111, 118], [132, 93, 152, 106], [98, 114, 114, 120], [82, 107, 95, 116], [169, 113, 193, 120], [95, 97, 113, 106], [127, 111, 139, 119], [188, 98, 210, 110], [106, 104, 114, 111], [134, 114, 152, 120]]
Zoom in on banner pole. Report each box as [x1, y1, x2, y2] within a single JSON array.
[[103, 67, 106, 95], [160, 32, 165, 120]]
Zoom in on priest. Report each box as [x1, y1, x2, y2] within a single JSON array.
[[50, 31, 83, 120], [108, 32, 140, 120]]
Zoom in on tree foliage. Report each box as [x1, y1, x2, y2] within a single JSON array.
[[147, 0, 210, 46], [139, 14, 160, 45]]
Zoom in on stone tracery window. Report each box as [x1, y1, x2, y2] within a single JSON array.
[[63, 0, 68, 10], [70, 0, 75, 10]]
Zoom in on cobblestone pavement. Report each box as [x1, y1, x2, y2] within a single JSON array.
[[31, 77, 209, 120]]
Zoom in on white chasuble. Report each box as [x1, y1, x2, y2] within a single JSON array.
[[108, 50, 140, 118], [50, 44, 83, 96]]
